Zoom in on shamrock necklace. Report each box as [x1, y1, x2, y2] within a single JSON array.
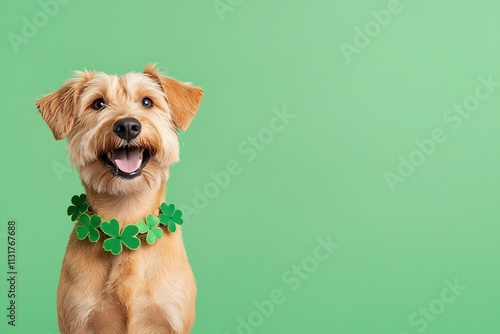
[[67, 194, 184, 255]]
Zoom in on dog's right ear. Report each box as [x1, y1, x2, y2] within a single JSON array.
[[36, 73, 91, 140]]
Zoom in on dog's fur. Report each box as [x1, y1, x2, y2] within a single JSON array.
[[36, 64, 203, 334]]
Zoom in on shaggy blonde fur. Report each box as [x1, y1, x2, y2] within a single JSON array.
[[36, 64, 203, 334]]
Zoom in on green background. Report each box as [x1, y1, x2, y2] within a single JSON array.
[[1, 0, 499, 333]]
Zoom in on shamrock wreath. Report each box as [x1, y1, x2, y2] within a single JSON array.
[[67, 194, 184, 255]]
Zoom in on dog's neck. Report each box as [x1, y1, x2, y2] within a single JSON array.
[[83, 183, 166, 227]]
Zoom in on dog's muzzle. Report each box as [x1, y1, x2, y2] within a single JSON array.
[[98, 118, 153, 179]]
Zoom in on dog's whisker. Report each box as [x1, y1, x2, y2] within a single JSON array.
[[143, 170, 157, 189], [143, 173, 152, 189]]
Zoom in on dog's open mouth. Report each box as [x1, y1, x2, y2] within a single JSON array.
[[98, 146, 152, 179]]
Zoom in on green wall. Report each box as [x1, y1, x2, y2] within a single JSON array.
[[1, 0, 499, 333]]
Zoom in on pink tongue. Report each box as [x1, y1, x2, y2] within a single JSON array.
[[113, 149, 142, 174]]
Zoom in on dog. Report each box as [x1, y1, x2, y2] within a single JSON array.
[[36, 64, 203, 334]]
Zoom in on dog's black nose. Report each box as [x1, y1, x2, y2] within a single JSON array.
[[113, 117, 141, 142]]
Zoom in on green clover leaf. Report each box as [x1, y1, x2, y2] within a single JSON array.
[[121, 225, 140, 250], [159, 203, 183, 233], [137, 214, 163, 245], [67, 194, 88, 221], [101, 219, 140, 255], [75, 213, 101, 242]]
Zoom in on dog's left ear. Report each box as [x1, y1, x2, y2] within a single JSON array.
[[36, 73, 90, 140], [144, 64, 203, 131]]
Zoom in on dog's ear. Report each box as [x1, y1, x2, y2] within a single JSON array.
[[144, 64, 203, 131], [36, 73, 90, 140]]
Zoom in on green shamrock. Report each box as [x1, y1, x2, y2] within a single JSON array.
[[75, 213, 101, 242], [159, 203, 183, 232], [137, 214, 163, 245], [101, 219, 140, 255], [67, 194, 88, 221]]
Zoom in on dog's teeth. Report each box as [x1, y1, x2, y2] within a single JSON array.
[[107, 152, 112, 159]]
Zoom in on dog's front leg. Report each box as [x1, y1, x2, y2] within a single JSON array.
[[57, 270, 100, 334], [57, 238, 122, 333]]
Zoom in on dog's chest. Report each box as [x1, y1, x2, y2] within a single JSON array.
[[60, 232, 194, 333], [96, 246, 189, 331]]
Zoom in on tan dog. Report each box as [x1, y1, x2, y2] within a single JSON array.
[[36, 64, 202, 334]]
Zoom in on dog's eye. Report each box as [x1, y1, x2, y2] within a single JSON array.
[[142, 98, 153, 108], [91, 98, 106, 111]]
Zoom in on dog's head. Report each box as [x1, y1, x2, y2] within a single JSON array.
[[36, 64, 203, 195]]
